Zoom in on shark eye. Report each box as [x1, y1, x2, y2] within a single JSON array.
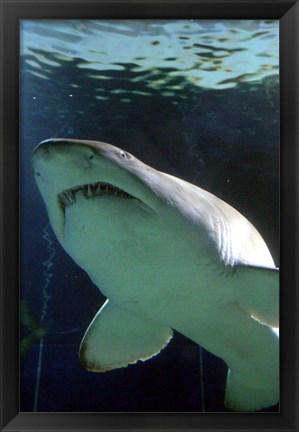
[[89, 154, 94, 160], [119, 150, 131, 160]]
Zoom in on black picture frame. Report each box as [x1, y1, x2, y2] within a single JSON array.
[[1, 0, 298, 431]]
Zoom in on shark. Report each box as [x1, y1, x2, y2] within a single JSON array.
[[32, 138, 279, 412]]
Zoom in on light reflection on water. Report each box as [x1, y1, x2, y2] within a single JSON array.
[[20, 19, 279, 91]]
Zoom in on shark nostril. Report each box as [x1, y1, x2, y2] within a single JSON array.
[[43, 146, 51, 156]]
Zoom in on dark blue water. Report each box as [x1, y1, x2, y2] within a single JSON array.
[[20, 20, 279, 412]]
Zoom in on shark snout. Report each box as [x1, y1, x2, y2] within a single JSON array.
[[32, 139, 54, 166], [33, 138, 114, 158], [33, 138, 98, 162], [32, 138, 124, 179], [32, 139, 104, 195], [32, 138, 106, 173], [33, 138, 164, 215]]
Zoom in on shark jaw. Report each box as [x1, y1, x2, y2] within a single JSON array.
[[57, 181, 142, 218], [58, 181, 134, 209], [56, 179, 156, 239], [32, 138, 160, 241]]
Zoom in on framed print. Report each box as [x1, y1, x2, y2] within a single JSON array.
[[0, 0, 298, 431]]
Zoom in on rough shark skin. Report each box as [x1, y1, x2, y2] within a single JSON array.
[[32, 138, 279, 412]]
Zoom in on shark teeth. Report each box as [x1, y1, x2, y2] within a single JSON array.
[[58, 182, 133, 209]]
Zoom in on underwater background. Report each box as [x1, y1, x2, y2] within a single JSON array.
[[20, 19, 279, 413]]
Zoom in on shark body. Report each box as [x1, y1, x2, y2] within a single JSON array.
[[32, 138, 279, 411]]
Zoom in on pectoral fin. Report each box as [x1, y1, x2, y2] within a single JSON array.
[[80, 300, 173, 372], [234, 265, 279, 327]]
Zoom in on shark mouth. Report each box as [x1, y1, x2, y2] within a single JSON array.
[[58, 182, 135, 210]]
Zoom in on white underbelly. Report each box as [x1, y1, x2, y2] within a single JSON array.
[[62, 192, 220, 301]]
